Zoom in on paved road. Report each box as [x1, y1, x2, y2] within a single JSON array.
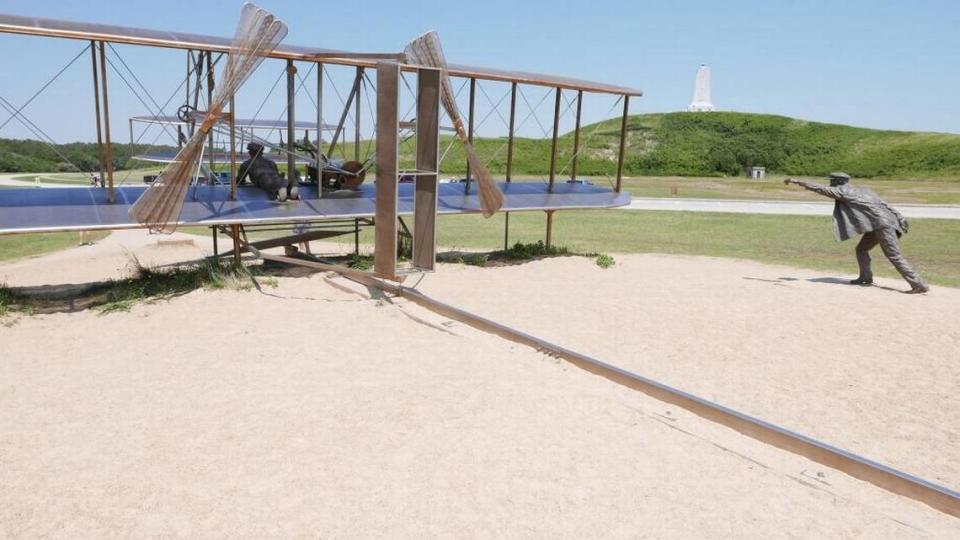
[[625, 197, 960, 220]]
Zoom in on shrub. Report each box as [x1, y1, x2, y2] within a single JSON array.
[[464, 253, 488, 266], [503, 241, 568, 260], [347, 253, 373, 270], [595, 254, 615, 269]]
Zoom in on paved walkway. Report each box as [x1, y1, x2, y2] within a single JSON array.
[[0, 174, 73, 189], [625, 197, 960, 220]]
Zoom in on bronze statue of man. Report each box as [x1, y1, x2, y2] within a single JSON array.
[[236, 142, 299, 201], [785, 172, 928, 293]]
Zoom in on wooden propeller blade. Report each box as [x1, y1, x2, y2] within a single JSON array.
[[404, 31, 503, 217], [130, 2, 288, 232]]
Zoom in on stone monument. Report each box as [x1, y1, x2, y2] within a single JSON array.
[[688, 64, 715, 112]]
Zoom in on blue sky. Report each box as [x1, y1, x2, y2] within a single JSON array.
[[1, 0, 958, 145]]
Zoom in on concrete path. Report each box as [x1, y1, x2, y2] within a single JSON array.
[[0, 173, 73, 188], [625, 197, 960, 220]]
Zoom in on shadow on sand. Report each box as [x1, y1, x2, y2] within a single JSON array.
[[742, 275, 905, 293]]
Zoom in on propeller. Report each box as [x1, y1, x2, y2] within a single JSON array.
[[404, 31, 504, 218], [130, 2, 287, 232]]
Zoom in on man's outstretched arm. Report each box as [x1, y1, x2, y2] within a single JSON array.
[[784, 178, 845, 200]]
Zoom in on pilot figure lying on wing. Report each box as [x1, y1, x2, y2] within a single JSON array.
[[236, 142, 299, 202]]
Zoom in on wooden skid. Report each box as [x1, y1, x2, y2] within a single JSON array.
[[390, 286, 960, 519], [217, 229, 352, 258]]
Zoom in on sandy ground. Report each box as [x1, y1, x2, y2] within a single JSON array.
[[417, 255, 960, 488], [0, 229, 214, 288], [1, 232, 959, 537]]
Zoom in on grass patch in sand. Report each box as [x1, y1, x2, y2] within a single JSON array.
[[501, 240, 569, 260], [595, 253, 616, 269], [1, 259, 259, 317], [436, 241, 569, 267], [0, 285, 29, 318], [436, 252, 490, 266], [95, 259, 254, 313], [259, 276, 279, 288], [463, 253, 489, 266], [347, 253, 374, 270], [0, 231, 110, 262]]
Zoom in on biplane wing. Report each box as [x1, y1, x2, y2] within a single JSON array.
[[132, 150, 314, 165], [0, 12, 642, 96], [0, 8, 639, 243], [130, 115, 337, 132], [0, 182, 631, 235]]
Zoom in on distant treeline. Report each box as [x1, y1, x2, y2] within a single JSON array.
[[4, 112, 960, 178], [0, 138, 176, 173]]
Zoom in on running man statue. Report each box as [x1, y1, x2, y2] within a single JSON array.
[[785, 172, 928, 293]]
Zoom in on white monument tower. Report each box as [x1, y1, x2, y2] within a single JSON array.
[[688, 64, 715, 112]]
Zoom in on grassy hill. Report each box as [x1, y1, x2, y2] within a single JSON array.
[[4, 112, 960, 179], [431, 112, 960, 179], [580, 112, 960, 178]]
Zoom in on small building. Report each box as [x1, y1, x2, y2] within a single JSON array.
[[745, 166, 766, 180]]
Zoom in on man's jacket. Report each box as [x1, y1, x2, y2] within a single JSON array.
[[795, 181, 908, 242], [238, 156, 281, 186]]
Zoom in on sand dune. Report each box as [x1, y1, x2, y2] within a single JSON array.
[[1, 232, 958, 537]]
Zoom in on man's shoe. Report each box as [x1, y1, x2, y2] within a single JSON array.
[[276, 188, 288, 202], [849, 278, 873, 285], [288, 184, 299, 200], [905, 284, 930, 294]]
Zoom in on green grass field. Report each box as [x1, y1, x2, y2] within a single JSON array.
[[1, 211, 955, 289], [617, 175, 960, 204], [11, 168, 161, 186], [0, 231, 109, 263], [414, 211, 959, 288], [245, 209, 957, 288]]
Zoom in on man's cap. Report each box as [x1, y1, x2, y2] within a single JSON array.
[[247, 142, 264, 152], [829, 171, 850, 181]]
